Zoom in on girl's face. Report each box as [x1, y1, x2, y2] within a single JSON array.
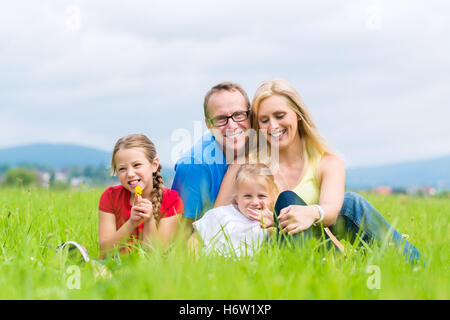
[[257, 94, 301, 151], [114, 148, 159, 197], [235, 179, 273, 219]]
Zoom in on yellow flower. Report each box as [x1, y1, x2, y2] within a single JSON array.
[[135, 186, 143, 197]]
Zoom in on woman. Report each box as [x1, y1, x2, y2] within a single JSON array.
[[216, 78, 421, 263]]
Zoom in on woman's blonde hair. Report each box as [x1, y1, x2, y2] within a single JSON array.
[[235, 163, 279, 211], [111, 134, 164, 222], [251, 78, 335, 168]]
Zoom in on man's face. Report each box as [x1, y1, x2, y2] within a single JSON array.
[[205, 89, 250, 156]]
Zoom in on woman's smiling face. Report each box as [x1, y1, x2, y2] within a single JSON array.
[[257, 94, 300, 150]]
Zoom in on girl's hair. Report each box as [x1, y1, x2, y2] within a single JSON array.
[[235, 163, 279, 211], [111, 134, 164, 222], [251, 78, 335, 169]]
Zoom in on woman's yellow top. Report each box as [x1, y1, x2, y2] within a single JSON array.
[[291, 155, 322, 205], [247, 149, 322, 205]]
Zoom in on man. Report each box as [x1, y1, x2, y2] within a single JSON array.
[[171, 82, 251, 232], [171, 81, 422, 264]]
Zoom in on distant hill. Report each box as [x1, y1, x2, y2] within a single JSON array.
[[0, 144, 111, 169], [0, 143, 175, 185], [0, 144, 448, 190], [346, 155, 450, 190]]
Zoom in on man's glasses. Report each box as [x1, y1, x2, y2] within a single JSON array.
[[208, 110, 250, 127]]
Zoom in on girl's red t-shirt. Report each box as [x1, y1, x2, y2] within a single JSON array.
[[99, 185, 184, 240]]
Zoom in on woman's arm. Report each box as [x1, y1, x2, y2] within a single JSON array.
[[214, 163, 241, 207], [98, 210, 139, 253], [316, 153, 345, 227]]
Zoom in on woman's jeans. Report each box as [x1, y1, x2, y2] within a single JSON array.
[[274, 191, 421, 264]]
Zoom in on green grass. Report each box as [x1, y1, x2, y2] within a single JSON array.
[[0, 187, 448, 299]]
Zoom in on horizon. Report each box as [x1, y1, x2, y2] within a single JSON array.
[[0, 142, 449, 169]]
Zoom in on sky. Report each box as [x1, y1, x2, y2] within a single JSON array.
[[1, 0, 449, 168]]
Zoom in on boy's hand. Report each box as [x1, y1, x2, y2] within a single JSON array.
[[247, 201, 275, 228], [265, 227, 277, 237]]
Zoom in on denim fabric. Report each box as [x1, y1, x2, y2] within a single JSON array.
[[329, 192, 421, 264], [273, 190, 325, 248], [273, 190, 421, 264]]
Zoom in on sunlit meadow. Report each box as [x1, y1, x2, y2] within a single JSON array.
[[0, 187, 448, 299]]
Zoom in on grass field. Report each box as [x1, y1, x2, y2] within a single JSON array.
[[0, 186, 448, 299]]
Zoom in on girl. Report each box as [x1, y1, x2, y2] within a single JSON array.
[[191, 164, 279, 257], [98, 134, 184, 255]]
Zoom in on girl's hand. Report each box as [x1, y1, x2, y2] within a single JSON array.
[[247, 201, 275, 228], [130, 196, 154, 224], [278, 205, 320, 235]]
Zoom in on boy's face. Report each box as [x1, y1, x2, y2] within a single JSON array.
[[235, 179, 272, 219]]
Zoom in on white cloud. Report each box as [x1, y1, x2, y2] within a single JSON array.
[[0, 0, 449, 167]]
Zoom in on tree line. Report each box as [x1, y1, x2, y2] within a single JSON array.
[[0, 163, 116, 188]]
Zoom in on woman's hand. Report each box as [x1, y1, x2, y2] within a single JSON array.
[[130, 196, 154, 224], [278, 205, 320, 235], [247, 201, 275, 228]]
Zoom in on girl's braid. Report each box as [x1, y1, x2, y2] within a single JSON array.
[[111, 134, 164, 222], [150, 165, 164, 222]]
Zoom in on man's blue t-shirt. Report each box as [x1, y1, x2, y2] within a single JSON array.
[[171, 132, 228, 220]]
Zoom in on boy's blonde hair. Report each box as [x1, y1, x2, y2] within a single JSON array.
[[111, 134, 164, 222], [235, 163, 279, 211]]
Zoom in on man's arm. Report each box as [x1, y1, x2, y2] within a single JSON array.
[[214, 163, 240, 207], [171, 160, 213, 234]]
